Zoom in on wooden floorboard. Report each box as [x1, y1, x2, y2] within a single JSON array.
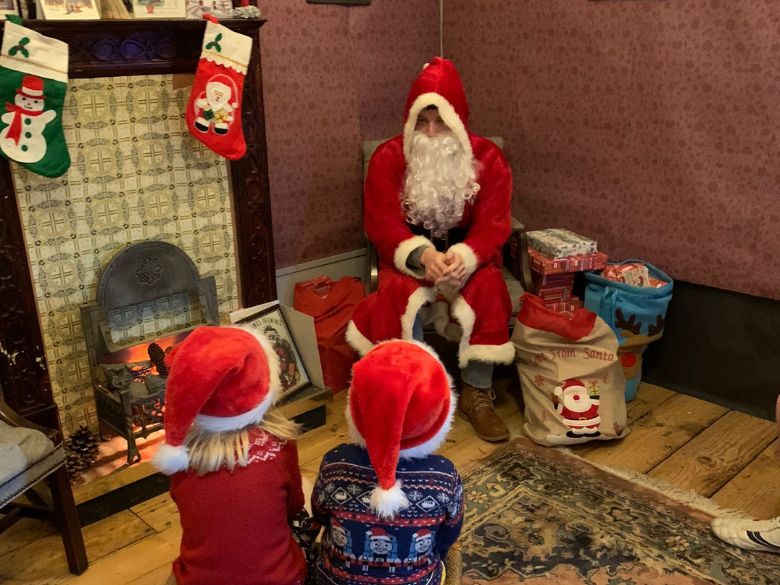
[[0, 510, 155, 583], [578, 393, 729, 473], [712, 439, 780, 519], [57, 526, 181, 585], [647, 410, 776, 496], [131, 493, 179, 534], [2, 383, 778, 585]]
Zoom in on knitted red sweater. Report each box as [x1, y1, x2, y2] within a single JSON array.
[[170, 429, 307, 585]]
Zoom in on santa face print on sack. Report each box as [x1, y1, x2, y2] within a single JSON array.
[[193, 74, 237, 136], [0, 75, 57, 163], [553, 378, 601, 438]]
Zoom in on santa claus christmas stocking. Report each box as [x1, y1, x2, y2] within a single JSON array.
[[0, 17, 70, 178], [185, 16, 252, 160]]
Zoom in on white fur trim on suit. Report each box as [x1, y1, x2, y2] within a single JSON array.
[[152, 443, 189, 476], [371, 481, 410, 519], [403, 92, 473, 165], [393, 235, 434, 278], [401, 287, 437, 339], [195, 392, 274, 433], [459, 340, 515, 367], [451, 295, 515, 369], [346, 320, 375, 356], [447, 242, 479, 281]]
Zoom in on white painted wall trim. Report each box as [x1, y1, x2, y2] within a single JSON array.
[[275, 248, 369, 307]]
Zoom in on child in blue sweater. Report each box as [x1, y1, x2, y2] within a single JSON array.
[[311, 340, 464, 585]]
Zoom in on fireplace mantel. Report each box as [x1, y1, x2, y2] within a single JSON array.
[[0, 18, 276, 431]]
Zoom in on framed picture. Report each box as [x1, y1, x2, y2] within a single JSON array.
[[131, 0, 185, 18], [185, 0, 232, 19], [38, 0, 101, 19], [237, 305, 311, 399], [0, 0, 19, 16]]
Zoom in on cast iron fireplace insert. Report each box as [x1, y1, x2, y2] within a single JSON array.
[[80, 241, 219, 465]]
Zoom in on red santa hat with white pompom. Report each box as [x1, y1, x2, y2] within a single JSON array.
[[555, 378, 586, 397], [152, 325, 281, 475], [346, 340, 456, 519]]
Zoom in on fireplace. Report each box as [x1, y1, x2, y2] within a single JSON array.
[[80, 241, 219, 464]]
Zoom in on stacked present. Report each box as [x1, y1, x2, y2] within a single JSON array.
[[532, 271, 575, 303], [526, 228, 608, 312], [526, 228, 598, 259], [602, 262, 668, 288]]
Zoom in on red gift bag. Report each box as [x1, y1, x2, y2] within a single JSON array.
[[293, 276, 365, 392]]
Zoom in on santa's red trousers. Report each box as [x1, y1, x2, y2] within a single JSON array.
[[346, 265, 514, 368]]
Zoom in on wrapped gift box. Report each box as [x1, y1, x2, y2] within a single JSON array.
[[529, 248, 608, 275], [601, 263, 668, 288], [602, 262, 650, 287], [538, 286, 574, 303], [533, 271, 575, 289], [527, 228, 598, 259]]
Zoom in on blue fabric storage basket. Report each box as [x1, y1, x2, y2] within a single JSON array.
[[584, 260, 673, 401]]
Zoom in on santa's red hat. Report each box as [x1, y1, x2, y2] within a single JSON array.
[[346, 340, 455, 519], [152, 325, 280, 475], [554, 378, 586, 397], [402, 57, 471, 164]]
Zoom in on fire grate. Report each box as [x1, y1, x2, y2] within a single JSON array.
[[81, 241, 219, 465]]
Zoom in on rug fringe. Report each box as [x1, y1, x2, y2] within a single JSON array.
[[555, 447, 748, 519]]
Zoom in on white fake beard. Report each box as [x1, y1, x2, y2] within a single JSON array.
[[402, 132, 480, 239]]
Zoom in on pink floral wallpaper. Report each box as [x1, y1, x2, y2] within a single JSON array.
[[444, 0, 780, 299], [259, 0, 439, 269]]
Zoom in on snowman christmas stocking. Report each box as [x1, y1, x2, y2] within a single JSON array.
[[185, 17, 252, 160], [0, 18, 70, 178]]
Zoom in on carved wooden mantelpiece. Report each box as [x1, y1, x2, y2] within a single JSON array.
[[0, 19, 275, 429]]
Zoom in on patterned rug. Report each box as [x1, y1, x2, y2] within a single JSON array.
[[460, 438, 780, 584]]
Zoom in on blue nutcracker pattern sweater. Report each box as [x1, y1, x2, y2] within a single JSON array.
[[312, 444, 464, 585]]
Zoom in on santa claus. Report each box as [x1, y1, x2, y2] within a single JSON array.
[[346, 57, 514, 443], [553, 379, 601, 438], [193, 74, 236, 135]]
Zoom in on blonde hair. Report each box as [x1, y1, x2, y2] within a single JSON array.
[[184, 408, 300, 476]]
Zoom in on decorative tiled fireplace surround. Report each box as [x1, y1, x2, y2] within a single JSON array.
[[13, 74, 240, 435]]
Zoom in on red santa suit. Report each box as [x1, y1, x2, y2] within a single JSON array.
[[346, 57, 514, 368]]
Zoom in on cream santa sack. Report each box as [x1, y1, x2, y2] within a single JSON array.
[[512, 293, 630, 446]]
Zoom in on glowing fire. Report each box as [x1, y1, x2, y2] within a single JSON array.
[[101, 332, 190, 375]]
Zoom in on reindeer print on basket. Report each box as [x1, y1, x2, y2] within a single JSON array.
[[614, 309, 665, 384]]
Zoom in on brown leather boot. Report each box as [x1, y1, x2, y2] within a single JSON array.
[[458, 382, 509, 443]]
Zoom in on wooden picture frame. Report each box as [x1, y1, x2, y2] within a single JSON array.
[[237, 305, 311, 400], [0, 0, 19, 16], [0, 18, 276, 431]]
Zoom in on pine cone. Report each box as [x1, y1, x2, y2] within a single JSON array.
[[148, 342, 168, 377], [64, 425, 100, 480]]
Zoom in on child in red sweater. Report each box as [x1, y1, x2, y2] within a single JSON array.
[[153, 325, 308, 585]]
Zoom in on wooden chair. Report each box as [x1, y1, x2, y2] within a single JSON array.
[[0, 396, 88, 575]]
